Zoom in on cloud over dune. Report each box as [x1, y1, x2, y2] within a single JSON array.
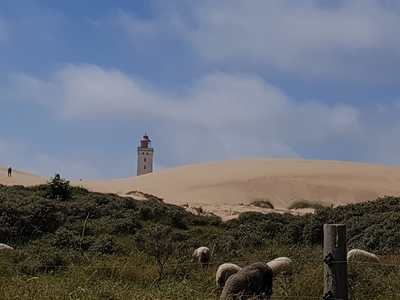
[[0, 63, 368, 168], [5, 64, 360, 135]]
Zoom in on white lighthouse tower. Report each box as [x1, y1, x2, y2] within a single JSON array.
[[137, 133, 154, 176]]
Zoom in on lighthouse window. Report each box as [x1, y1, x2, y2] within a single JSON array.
[[142, 152, 144, 155], [144, 166, 146, 169], [146, 152, 148, 155], [144, 158, 146, 162]]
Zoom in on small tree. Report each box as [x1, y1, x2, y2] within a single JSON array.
[[45, 173, 72, 201], [134, 225, 189, 280]]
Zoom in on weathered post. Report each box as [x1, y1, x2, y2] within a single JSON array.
[[323, 224, 348, 300]]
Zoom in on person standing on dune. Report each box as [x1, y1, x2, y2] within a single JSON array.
[[7, 167, 12, 177]]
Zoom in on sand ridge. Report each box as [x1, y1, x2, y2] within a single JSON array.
[[2, 158, 400, 219]]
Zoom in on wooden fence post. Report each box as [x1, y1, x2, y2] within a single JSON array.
[[323, 224, 348, 300]]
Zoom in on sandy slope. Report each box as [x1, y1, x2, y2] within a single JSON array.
[[2, 158, 400, 220], [0, 167, 48, 186]]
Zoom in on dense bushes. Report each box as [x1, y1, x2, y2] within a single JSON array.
[[222, 197, 400, 254], [0, 195, 64, 242], [1, 183, 400, 264], [0, 183, 219, 248]]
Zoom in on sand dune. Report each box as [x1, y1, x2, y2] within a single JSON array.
[[2, 159, 400, 219], [0, 167, 48, 186]]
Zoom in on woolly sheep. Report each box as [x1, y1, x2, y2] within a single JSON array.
[[347, 249, 380, 264], [192, 246, 211, 268], [220, 262, 273, 300], [266, 257, 293, 277], [216, 263, 242, 289], [0, 243, 13, 250]]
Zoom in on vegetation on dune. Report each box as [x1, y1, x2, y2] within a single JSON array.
[[251, 198, 274, 209], [288, 199, 326, 210], [0, 181, 400, 299]]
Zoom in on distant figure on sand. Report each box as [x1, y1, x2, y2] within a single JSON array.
[[7, 167, 12, 177]]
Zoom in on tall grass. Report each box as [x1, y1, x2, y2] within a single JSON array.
[[1, 249, 399, 299], [1, 239, 400, 299]]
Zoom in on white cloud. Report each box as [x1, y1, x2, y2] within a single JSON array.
[[170, 72, 290, 129], [116, 0, 400, 82], [3, 64, 361, 138], [4, 65, 361, 141], [113, 11, 163, 39], [56, 64, 161, 119]]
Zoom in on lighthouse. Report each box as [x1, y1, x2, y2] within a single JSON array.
[[137, 134, 154, 176]]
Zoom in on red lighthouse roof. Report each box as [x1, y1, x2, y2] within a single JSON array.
[[140, 134, 151, 148]]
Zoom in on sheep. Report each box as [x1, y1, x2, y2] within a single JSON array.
[[220, 262, 273, 300], [216, 263, 242, 289], [266, 257, 293, 277], [0, 243, 14, 250], [347, 249, 380, 264], [192, 246, 211, 268]]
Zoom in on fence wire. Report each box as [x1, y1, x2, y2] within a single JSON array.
[[1, 256, 399, 269]]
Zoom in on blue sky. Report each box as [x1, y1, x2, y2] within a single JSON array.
[[1, 0, 400, 180]]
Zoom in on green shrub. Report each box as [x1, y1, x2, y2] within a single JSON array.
[[71, 185, 89, 196], [88, 234, 121, 255], [251, 198, 274, 209], [289, 199, 326, 210], [44, 174, 72, 202]]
